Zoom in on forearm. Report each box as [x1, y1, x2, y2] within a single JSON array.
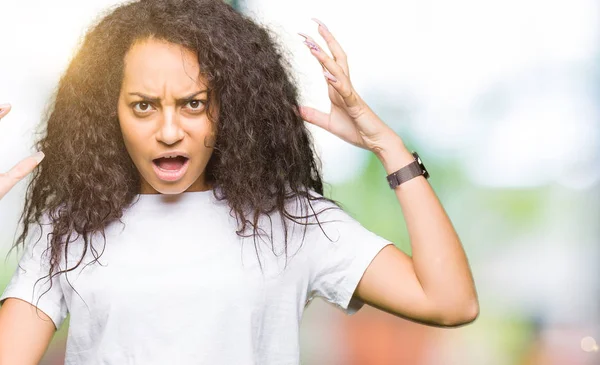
[[375, 137, 478, 322]]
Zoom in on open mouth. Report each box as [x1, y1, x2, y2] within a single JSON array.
[[152, 156, 190, 182], [153, 156, 189, 170]]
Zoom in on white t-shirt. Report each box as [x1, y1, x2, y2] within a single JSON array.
[[0, 188, 392, 364]]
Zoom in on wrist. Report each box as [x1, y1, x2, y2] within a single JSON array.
[[374, 138, 415, 174]]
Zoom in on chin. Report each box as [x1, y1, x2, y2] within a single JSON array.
[[151, 184, 189, 195], [140, 175, 190, 195]]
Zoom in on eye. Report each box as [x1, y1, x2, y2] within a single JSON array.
[[185, 99, 206, 113], [132, 102, 154, 114]]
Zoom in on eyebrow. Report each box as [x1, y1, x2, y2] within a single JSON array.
[[127, 89, 209, 104]]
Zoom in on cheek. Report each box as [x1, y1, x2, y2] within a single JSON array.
[[118, 119, 144, 159], [117, 105, 130, 140], [185, 120, 213, 144], [117, 101, 145, 162]]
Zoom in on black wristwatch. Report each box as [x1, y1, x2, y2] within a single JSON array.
[[386, 151, 430, 189]]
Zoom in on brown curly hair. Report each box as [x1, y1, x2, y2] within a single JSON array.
[[7, 0, 346, 311]]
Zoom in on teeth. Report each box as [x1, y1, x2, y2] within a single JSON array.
[[156, 154, 186, 159]]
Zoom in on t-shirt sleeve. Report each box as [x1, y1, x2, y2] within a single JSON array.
[[305, 195, 393, 316], [0, 220, 68, 330]]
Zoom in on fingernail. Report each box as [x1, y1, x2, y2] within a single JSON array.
[[0, 103, 11, 118], [33, 151, 45, 164], [311, 18, 329, 31], [303, 40, 319, 52], [323, 70, 337, 82], [298, 32, 319, 51]]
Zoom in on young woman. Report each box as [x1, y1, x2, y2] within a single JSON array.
[[0, 0, 478, 363]]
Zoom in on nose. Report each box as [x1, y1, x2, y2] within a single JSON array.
[[155, 107, 185, 145]]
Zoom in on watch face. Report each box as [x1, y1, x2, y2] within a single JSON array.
[[412, 151, 429, 179], [412, 152, 422, 166]]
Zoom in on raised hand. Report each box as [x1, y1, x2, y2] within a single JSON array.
[[0, 104, 45, 200], [298, 18, 404, 157]]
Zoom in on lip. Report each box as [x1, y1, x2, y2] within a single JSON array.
[[152, 157, 190, 182], [153, 150, 190, 160]]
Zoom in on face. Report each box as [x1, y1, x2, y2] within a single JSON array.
[[117, 38, 217, 195]]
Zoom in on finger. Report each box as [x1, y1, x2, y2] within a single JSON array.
[[7, 152, 44, 181], [298, 33, 345, 84], [298, 34, 359, 108], [299, 106, 331, 132], [311, 18, 349, 76], [0, 103, 11, 120], [0, 152, 45, 198]]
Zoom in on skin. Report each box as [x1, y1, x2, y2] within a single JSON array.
[[0, 105, 51, 361], [0, 19, 478, 365], [0, 104, 46, 200], [117, 37, 217, 195], [0, 38, 223, 365], [298, 19, 478, 326], [0, 298, 55, 364]]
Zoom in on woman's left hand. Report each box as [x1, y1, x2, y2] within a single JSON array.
[[298, 19, 403, 157]]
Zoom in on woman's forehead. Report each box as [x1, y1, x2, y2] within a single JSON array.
[[122, 38, 208, 91]]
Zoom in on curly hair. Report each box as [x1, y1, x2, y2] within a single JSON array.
[[7, 0, 346, 312]]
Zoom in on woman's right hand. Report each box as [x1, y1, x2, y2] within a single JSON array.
[[0, 104, 45, 200]]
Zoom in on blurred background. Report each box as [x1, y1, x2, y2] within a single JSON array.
[[1, 0, 598, 364]]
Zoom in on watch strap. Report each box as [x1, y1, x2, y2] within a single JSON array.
[[386, 152, 428, 189]]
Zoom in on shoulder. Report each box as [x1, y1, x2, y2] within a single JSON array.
[[284, 188, 346, 222], [278, 189, 361, 247]]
